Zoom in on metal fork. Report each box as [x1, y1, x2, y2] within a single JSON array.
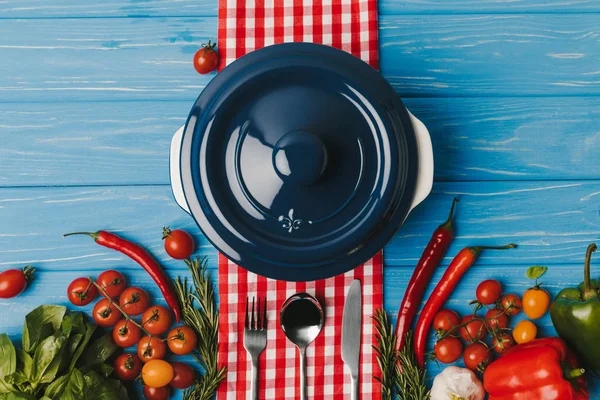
[[244, 297, 267, 400]]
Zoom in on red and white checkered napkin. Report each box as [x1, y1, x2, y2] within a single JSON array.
[[216, 0, 382, 398], [217, 253, 383, 399]]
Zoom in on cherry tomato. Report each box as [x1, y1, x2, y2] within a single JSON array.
[[433, 336, 463, 364], [170, 362, 196, 389], [142, 359, 174, 388], [143, 385, 170, 400], [0, 267, 34, 299], [513, 320, 537, 344], [522, 288, 550, 319], [193, 41, 219, 75], [432, 309, 460, 334], [114, 353, 142, 381], [96, 270, 126, 299], [492, 332, 515, 354], [476, 279, 502, 305], [501, 294, 522, 316], [162, 227, 195, 260], [459, 315, 486, 342], [167, 326, 198, 355], [138, 335, 167, 363], [92, 298, 121, 327], [119, 287, 149, 316], [484, 308, 509, 332], [142, 305, 173, 336], [463, 342, 492, 372], [67, 277, 98, 306], [112, 319, 142, 348]]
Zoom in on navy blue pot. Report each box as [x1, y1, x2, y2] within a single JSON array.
[[170, 43, 433, 281]]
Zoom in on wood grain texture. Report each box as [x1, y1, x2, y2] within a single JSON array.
[[1, 15, 599, 102], [2, 97, 599, 186]]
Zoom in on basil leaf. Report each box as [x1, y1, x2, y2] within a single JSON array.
[[83, 372, 128, 400], [15, 350, 33, 381], [22, 305, 66, 353], [2, 392, 36, 400], [42, 374, 70, 399], [526, 266, 548, 280], [56, 369, 85, 400], [31, 335, 66, 385], [68, 319, 96, 372], [0, 334, 16, 394], [77, 334, 117, 371]]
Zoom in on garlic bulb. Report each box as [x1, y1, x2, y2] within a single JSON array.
[[430, 366, 485, 400]]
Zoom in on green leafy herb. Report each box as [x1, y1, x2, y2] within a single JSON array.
[[173, 257, 226, 400], [22, 305, 66, 353], [526, 266, 548, 280], [0, 334, 16, 394]]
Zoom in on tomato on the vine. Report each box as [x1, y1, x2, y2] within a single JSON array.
[[162, 227, 195, 260], [463, 342, 492, 372], [432, 309, 460, 334], [119, 287, 149, 316], [475, 279, 502, 305], [142, 305, 173, 335], [170, 362, 196, 389], [167, 326, 198, 355], [459, 315, 486, 342], [492, 332, 515, 354], [501, 294, 522, 316], [114, 353, 142, 381], [67, 277, 98, 306], [143, 385, 170, 400], [513, 320, 537, 344], [138, 335, 167, 362], [112, 319, 142, 348], [142, 359, 174, 388], [92, 298, 121, 327], [434, 336, 463, 364], [484, 308, 509, 332], [522, 288, 550, 319], [192, 41, 219, 75], [0, 267, 34, 299], [96, 270, 126, 299]]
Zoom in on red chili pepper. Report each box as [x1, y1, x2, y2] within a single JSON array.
[[394, 198, 458, 352], [414, 243, 517, 368], [64, 231, 181, 323]]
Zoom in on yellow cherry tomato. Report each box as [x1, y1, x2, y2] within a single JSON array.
[[142, 359, 174, 388], [513, 320, 537, 344], [522, 288, 550, 319]]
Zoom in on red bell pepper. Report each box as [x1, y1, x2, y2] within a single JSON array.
[[483, 338, 589, 400]]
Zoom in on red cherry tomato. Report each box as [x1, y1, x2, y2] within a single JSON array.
[[92, 298, 122, 327], [138, 335, 168, 363], [119, 287, 149, 316], [162, 227, 195, 260], [433, 336, 463, 364], [0, 267, 34, 299], [167, 326, 198, 355], [112, 319, 142, 348], [193, 41, 219, 75], [170, 362, 196, 389], [142, 305, 173, 336], [501, 294, 522, 316], [114, 353, 142, 381], [459, 315, 486, 342], [484, 308, 509, 332], [492, 332, 516, 354], [68, 277, 98, 306], [463, 342, 492, 372], [143, 385, 170, 400], [475, 279, 502, 305], [432, 309, 460, 334], [96, 270, 126, 298]]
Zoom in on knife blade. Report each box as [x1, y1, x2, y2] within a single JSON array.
[[342, 279, 362, 399]]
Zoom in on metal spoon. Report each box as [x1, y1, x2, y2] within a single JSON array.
[[280, 292, 324, 400]]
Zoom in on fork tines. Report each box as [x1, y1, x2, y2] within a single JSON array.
[[245, 296, 267, 330]]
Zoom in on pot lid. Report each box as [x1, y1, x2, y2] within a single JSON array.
[[179, 43, 418, 281]]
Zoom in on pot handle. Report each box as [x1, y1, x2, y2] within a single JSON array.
[[407, 111, 434, 212], [170, 125, 190, 213]]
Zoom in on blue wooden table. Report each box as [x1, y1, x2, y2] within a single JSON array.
[[1, 0, 599, 398]]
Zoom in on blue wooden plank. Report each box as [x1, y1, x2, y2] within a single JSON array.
[[0, 181, 599, 273], [0, 15, 599, 102], [1, 97, 598, 186]]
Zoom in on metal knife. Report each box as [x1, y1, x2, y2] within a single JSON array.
[[342, 279, 362, 400]]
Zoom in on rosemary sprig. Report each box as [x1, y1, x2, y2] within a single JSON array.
[[373, 309, 430, 400], [173, 257, 226, 400]]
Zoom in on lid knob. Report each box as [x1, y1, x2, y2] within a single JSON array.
[[273, 131, 328, 186]]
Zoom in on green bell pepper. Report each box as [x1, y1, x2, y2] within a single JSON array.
[[550, 243, 600, 377]]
